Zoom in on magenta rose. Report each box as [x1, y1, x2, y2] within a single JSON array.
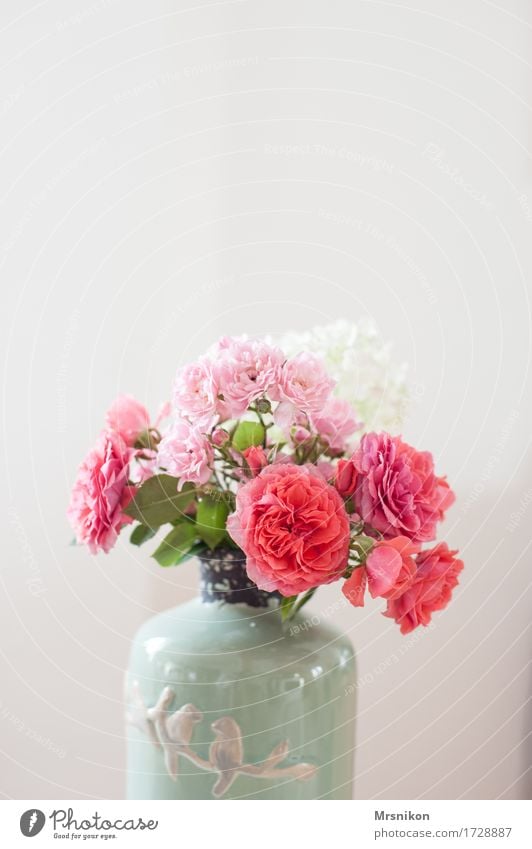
[[67, 431, 133, 554], [384, 542, 464, 634], [351, 432, 455, 543], [227, 463, 350, 596]]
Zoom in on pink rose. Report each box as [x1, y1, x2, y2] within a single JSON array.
[[277, 352, 335, 413], [311, 397, 361, 454], [67, 431, 133, 554], [105, 395, 150, 446], [384, 542, 464, 634], [227, 463, 350, 596], [335, 458, 358, 499], [242, 445, 268, 477], [211, 336, 284, 418], [352, 432, 455, 543], [342, 536, 419, 607], [172, 358, 218, 425], [157, 419, 213, 488]]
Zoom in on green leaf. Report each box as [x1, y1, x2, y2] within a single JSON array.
[[177, 541, 210, 564], [280, 595, 298, 622], [196, 496, 229, 550], [152, 522, 197, 567], [123, 475, 196, 529], [232, 420, 265, 452], [130, 524, 156, 547]]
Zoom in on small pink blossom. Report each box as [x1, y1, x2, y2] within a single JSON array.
[[277, 352, 335, 413], [172, 358, 218, 425], [211, 427, 229, 447], [158, 419, 213, 488], [352, 432, 455, 543], [211, 336, 284, 418], [105, 395, 150, 446], [67, 431, 133, 554], [311, 397, 361, 454]]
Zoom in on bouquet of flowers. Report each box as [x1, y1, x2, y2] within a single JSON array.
[[68, 329, 462, 634]]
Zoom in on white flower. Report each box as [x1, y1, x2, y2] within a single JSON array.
[[275, 319, 408, 433]]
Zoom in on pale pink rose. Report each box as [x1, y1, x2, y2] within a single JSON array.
[[273, 400, 298, 431], [342, 536, 419, 607], [172, 358, 218, 424], [227, 463, 350, 596], [352, 432, 455, 543], [211, 336, 284, 418], [67, 431, 133, 554], [277, 352, 335, 413], [242, 445, 268, 476], [105, 395, 150, 446], [384, 543, 464, 634], [311, 397, 361, 454], [157, 419, 213, 488]]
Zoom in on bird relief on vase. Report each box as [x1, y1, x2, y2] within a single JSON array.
[[126, 680, 318, 798]]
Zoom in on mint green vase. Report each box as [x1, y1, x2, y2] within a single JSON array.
[[125, 549, 356, 800]]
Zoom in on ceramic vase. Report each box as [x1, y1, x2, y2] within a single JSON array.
[[125, 548, 356, 799]]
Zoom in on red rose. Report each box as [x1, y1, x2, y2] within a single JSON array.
[[384, 542, 464, 634], [227, 463, 350, 596]]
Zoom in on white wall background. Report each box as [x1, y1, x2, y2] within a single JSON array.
[[1, 0, 531, 800]]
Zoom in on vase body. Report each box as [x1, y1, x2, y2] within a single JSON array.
[[125, 553, 356, 800]]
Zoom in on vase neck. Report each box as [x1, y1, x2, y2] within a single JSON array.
[[198, 547, 278, 608]]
